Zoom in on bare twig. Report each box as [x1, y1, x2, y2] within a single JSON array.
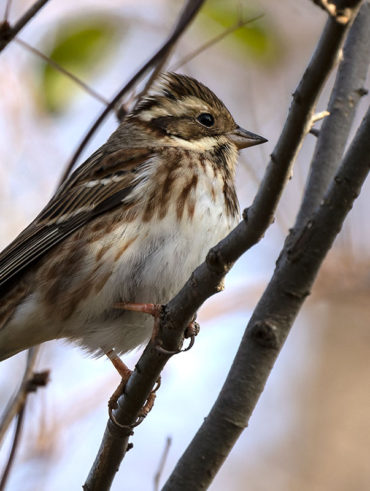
[[0, 0, 50, 53], [59, 0, 206, 187], [153, 437, 172, 491], [307, 110, 331, 135], [0, 347, 39, 443], [133, 49, 172, 105], [171, 13, 264, 71], [15, 38, 109, 106], [0, 349, 49, 489], [311, 110, 331, 124], [0, 406, 25, 491], [3, 0, 12, 23]]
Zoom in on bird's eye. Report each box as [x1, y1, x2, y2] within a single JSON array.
[[197, 113, 215, 127]]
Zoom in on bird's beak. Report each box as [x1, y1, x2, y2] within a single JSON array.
[[227, 126, 267, 150]]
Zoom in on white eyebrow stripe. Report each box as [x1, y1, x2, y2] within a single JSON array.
[[169, 135, 229, 152]]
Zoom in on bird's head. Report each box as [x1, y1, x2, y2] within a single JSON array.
[[129, 72, 267, 152]]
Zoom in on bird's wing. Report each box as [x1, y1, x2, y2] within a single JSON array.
[[0, 147, 153, 292]]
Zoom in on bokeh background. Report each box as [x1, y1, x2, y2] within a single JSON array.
[[0, 1, 369, 490]]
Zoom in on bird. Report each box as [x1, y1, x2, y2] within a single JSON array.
[[0, 72, 267, 366]]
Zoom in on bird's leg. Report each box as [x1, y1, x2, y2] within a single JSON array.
[[105, 347, 161, 429], [105, 348, 132, 413], [115, 302, 162, 341], [114, 302, 200, 352], [115, 302, 162, 317], [106, 348, 132, 379]]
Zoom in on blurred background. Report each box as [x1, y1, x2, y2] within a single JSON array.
[[0, 0, 369, 490]]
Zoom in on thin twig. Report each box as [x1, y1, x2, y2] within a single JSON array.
[[15, 38, 109, 106], [59, 0, 206, 187], [133, 41, 176, 105], [0, 347, 39, 443], [171, 13, 264, 71], [0, 0, 50, 53], [0, 405, 25, 491], [0, 355, 49, 489], [3, 0, 12, 23], [153, 436, 172, 491], [311, 110, 330, 124]]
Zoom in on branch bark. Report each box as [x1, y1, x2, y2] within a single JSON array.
[[84, 1, 364, 489]]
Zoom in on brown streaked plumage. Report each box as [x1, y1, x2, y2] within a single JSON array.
[[0, 72, 267, 361]]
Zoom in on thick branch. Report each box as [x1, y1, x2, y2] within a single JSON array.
[[298, 0, 370, 223], [84, 2, 362, 489], [0, 0, 50, 53]]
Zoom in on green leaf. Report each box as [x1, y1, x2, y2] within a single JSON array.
[[39, 16, 124, 114]]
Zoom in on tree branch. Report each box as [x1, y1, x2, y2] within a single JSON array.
[[15, 38, 109, 106], [297, 0, 370, 223], [84, 2, 363, 489], [0, 0, 50, 53]]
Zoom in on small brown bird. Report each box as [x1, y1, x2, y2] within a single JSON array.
[[0, 73, 266, 363]]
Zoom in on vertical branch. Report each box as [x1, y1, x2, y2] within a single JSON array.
[[297, 1, 370, 223]]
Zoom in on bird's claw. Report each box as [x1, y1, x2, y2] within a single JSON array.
[[108, 376, 161, 430]]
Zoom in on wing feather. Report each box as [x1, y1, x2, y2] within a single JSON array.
[[0, 147, 153, 293]]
